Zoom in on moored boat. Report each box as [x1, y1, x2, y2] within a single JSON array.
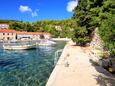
[[3, 44, 36, 50], [39, 40, 56, 46], [2, 40, 37, 50]]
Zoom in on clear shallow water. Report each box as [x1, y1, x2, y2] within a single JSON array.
[[0, 41, 66, 86]]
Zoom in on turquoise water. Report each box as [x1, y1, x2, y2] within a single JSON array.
[[0, 41, 66, 86]]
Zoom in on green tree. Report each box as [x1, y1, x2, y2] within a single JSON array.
[[72, 27, 90, 46], [72, 0, 115, 46], [99, 15, 115, 56]]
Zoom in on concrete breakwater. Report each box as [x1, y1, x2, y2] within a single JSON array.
[[46, 41, 115, 86], [51, 38, 71, 41], [46, 41, 70, 86]]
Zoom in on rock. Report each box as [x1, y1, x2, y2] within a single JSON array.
[[99, 59, 112, 69], [110, 58, 115, 72]]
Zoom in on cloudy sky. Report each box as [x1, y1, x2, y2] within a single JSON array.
[[0, 0, 78, 22]]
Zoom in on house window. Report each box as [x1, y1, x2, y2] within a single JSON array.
[[3, 33, 5, 35], [7, 37, 10, 40]]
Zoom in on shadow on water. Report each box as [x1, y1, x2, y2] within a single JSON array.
[[89, 59, 115, 86], [0, 59, 15, 67], [0, 58, 23, 71]]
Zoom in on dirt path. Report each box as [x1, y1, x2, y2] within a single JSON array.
[[46, 41, 115, 86]]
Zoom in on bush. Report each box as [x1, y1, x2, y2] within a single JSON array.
[[72, 27, 91, 46], [99, 15, 115, 56]]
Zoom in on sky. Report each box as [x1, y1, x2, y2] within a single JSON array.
[[0, 0, 78, 22]]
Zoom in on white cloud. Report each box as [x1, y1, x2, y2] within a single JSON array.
[[19, 5, 38, 17], [67, 0, 78, 12], [19, 5, 32, 13], [32, 9, 39, 17]]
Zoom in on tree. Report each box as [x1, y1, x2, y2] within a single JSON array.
[[72, 0, 115, 46], [99, 15, 115, 56], [72, 26, 90, 46]]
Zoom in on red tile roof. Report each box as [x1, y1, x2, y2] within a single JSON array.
[[0, 29, 16, 33], [16, 31, 51, 35], [0, 29, 51, 35]]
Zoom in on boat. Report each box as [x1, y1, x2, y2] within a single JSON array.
[[39, 40, 56, 46], [3, 42, 36, 50], [3, 44, 36, 50]]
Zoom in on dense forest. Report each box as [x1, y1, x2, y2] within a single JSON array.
[[0, 0, 114, 56]]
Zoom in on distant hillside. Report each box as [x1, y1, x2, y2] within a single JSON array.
[[0, 20, 18, 24]]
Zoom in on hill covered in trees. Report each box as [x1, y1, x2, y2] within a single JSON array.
[[0, 20, 16, 24], [8, 19, 75, 38]]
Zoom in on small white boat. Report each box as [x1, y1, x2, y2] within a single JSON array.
[[3, 44, 36, 50], [39, 40, 56, 46]]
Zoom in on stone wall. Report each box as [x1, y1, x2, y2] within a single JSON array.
[[90, 28, 104, 60], [90, 28, 115, 73]]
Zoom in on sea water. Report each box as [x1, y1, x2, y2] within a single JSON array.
[[0, 41, 66, 86]]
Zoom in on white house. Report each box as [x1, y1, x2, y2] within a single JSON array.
[[0, 29, 16, 41], [0, 24, 9, 29], [16, 32, 51, 41]]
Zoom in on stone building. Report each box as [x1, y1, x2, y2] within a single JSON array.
[[0, 29, 16, 41]]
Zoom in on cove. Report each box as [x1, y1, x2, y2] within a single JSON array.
[[0, 41, 66, 86]]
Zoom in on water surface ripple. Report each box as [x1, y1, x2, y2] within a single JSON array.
[[0, 41, 65, 86]]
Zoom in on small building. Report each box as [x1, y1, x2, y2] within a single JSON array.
[[0, 29, 16, 41], [0, 24, 9, 29], [55, 26, 62, 31], [16, 32, 51, 40], [43, 33, 51, 39], [16, 32, 33, 40]]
